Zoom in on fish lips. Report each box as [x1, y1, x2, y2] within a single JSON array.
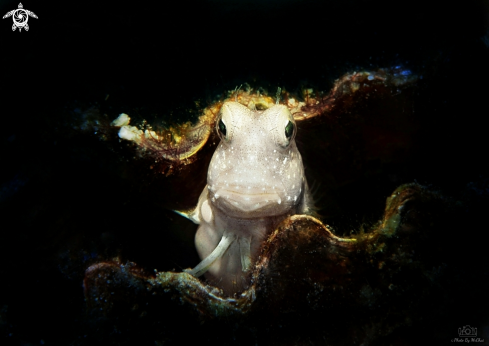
[[212, 189, 284, 217]]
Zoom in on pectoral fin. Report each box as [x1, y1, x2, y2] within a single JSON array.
[[173, 208, 200, 224], [239, 236, 252, 272], [173, 186, 210, 225]]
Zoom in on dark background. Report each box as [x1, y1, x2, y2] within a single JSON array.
[[1, 0, 489, 345]]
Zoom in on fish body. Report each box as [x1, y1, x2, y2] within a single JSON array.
[[188, 101, 311, 295]]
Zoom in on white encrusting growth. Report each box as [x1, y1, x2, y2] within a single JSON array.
[[111, 113, 131, 127], [118, 125, 142, 142]]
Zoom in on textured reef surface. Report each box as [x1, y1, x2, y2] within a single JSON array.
[[83, 182, 484, 345], [77, 69, 487, 344]]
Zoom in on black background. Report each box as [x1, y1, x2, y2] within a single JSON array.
[[1, 0, 489, 345]]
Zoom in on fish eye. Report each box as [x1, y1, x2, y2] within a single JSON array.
[[218, 119, 227, 137], [285, 121, 294, 140]]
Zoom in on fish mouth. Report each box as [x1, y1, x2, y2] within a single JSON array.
[[214, 189, 282, 212]]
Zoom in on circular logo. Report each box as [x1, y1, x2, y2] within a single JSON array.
[[13, 9, 27, 27]]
